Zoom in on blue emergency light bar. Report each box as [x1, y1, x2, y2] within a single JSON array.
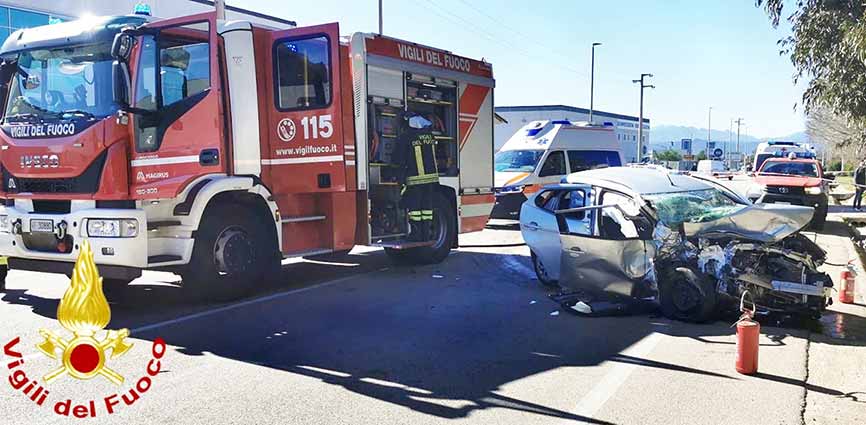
[[134, 2, 152, 16], [771, 151, 815, 159]]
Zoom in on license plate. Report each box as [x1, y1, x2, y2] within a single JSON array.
[[30, 219, 54, 233]]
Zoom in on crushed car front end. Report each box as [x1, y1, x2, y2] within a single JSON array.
[[646, 188, 832, 320], [552, 168, 833, 321]]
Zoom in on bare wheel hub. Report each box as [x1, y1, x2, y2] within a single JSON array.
[[672, 278, 700, 312]]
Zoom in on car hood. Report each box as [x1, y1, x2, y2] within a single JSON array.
[[754, 175, 822, 187], [682, 203, 814, 243], [495, 172, 531, 188]]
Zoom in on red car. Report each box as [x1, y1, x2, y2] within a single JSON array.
[[748, 158, 830, 229]]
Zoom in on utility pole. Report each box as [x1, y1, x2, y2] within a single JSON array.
[[633, 74, 654, 163], [728, 118, 734, 167], [378, 0, 383, 35], [589, 42, 601, 123]]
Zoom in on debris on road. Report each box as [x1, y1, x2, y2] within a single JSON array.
[[549, 310, 560, 316]]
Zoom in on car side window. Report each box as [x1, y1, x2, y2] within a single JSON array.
[[539, 151, 566, 177], [535, 190, 555, 209], [541, 191, 561, 212], [557, 189, 591, 235]]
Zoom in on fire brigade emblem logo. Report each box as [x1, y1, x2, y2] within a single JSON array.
[[136, 171, 146, 182], [36, 241, 133, 385], [277, 118, 296, 142]]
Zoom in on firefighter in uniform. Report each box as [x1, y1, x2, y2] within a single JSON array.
[[394, 112, 439, 241]]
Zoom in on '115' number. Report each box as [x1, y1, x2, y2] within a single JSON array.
[[300, 115, 334, 139]]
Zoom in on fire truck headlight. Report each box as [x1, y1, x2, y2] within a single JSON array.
[[87, 219, 138, 238], [805, 185, 823, 195], [0, 215, 8, 233]]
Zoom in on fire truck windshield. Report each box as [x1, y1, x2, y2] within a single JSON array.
[[4, 43, 117, 124]]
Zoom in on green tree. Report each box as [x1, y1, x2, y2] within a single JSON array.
[[696, 150, 708, 161], [758, 0, 866, 152], [655, 149, 682, 161]]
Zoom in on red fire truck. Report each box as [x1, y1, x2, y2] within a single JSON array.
[[0, 9, 495, 297]]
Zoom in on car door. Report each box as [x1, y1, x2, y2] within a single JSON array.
[[558, 189, 654, 297], [521, 189, 563, 281]]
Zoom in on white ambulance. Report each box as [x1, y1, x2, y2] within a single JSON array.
[[490, 120, 624, 219]]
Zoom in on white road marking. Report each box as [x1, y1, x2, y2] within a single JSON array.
[[131, 274, 359, 334], [568, 332, 663, 421]]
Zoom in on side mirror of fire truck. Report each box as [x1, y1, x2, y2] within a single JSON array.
[[111, 33, 134, 62]]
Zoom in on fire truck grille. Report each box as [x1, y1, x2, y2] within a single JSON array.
[[2, 152, 106, 194]]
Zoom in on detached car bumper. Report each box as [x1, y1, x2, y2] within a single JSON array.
[[0, 204, 149, 277], [490, 192, 527, 220]]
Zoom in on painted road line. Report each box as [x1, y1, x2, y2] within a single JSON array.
[[567, 332, 663, 422], [131, 274, 362, 335]]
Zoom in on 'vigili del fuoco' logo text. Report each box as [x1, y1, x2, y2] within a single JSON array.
[[3, 241, 167, 418]]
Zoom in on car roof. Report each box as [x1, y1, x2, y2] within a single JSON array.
[[562, 167, 712, 195]]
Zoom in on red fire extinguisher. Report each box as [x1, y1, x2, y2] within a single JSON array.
[[839, 263, 856, 304], [736, 291, 759, 375]]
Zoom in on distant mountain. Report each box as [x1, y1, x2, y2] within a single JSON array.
[[649, 125, 807, 153]]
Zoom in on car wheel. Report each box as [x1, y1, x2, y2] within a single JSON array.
[[659, 266, 717, 322], [531, 252, 558, 287]]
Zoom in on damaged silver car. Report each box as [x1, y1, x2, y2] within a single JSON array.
[[520, 167, 832, 321]]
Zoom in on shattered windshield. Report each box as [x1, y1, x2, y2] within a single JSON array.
[[645, 188, 746, 226], [4, 44, 117, 123], [495, 150, 544, 172]]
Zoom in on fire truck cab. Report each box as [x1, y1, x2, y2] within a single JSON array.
[[0, 10, 495, 298]]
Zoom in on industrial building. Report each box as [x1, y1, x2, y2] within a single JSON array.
[[495, 105, 651, 163], [0, 0, 293, 45]]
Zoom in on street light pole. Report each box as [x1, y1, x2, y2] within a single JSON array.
[[633, 73, 654, 163], [378, 0, 383, 35], [735, 118, 743, 154], [589, 42, 601, 123], [707, 106, 712, 155]]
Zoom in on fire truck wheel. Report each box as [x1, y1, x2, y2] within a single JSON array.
[[183, 204, 273, 301], [385, 191, 456, 265]]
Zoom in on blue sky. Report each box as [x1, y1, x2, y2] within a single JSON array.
[[235, 0, 803, 138]]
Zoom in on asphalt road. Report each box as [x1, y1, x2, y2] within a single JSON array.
[[1, 220, 864, 424]]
